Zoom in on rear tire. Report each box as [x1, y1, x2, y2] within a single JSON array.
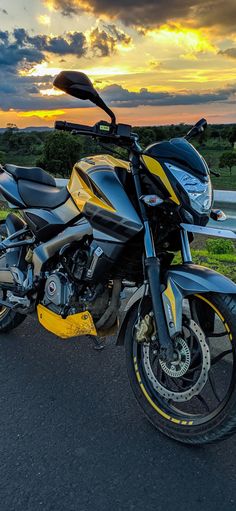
[[125, 293, 236, 444], [0, 308, 26, 333], [0, 249, 26, 333]]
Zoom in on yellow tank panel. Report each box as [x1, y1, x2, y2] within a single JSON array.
[[67, 155, 129, 213], [77, 154, 130, 172]]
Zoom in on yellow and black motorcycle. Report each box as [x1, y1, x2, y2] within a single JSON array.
[[0, 70, 236, 444]]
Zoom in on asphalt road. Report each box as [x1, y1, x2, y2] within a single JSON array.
[[1, 315, 236, 511]]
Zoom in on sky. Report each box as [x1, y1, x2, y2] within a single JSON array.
[[0, 0, 236, 127]]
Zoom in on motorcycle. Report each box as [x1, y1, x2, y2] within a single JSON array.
[[0, 70, 236, 444]]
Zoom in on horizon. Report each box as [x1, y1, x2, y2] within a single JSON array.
[[1, 1, 236, 127], [1, 120, 236, 131]]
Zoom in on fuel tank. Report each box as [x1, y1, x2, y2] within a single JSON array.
[[68, 154, 143, 242], [22, 197, 80, 242]]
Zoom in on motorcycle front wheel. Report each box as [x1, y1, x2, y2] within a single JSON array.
[[125, 293, 236, 444]]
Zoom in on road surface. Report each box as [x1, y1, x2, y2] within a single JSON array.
[[0, 315, 236, 511]]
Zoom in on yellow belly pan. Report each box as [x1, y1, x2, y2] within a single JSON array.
[[37, 304, 97, 339]]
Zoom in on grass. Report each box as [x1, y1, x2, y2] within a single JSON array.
[[0, 209, 9, 220], [199, 146, 236, 190], [210, 167, 236, 191], [174, 250, 236, 282]]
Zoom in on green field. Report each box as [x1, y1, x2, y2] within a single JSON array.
[[174, 249, 236, 282], [1, 127, 236, 191], [200, 146, 236, 190]]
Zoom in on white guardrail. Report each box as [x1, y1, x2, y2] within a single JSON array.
[[1, 178, 236, 232], [211, 190, 236, 232]]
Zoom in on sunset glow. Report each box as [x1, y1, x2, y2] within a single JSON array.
[[0, 0, 236, 127], [19, 110, 65, 119]]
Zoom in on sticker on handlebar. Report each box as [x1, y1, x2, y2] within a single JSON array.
[[99, 125, 110, 132]]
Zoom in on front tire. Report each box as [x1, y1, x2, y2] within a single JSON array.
[[125, 293, 236, 444]]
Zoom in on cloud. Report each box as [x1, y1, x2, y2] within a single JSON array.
[[0, 30, 45, 70], [9, 28, 87, 59], [27, 31, 87, 57], [0, 28, 88, 78], [218, 48, 236, 59], [43, 0, 236, 33], [101, 84, 236, 108], [1, 76, 236, 113], [90, 24, 131, 56]]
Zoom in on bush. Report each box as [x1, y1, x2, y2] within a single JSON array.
[[206, 238, 235, 255]]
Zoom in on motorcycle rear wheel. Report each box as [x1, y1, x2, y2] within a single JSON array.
[[125, 293, 236, 444], [0, 254, 26, 333]]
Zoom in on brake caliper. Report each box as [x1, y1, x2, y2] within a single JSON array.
[[135, 313, 155, 343]]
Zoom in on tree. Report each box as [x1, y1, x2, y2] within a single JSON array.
[[0, 151, 5, 164], [39, 131, 82, 178], [6, 123, 18, 131], [219, 151, 236, 176], [228, 126, 236, 147]]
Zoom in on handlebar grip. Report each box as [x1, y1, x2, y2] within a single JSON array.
[[54, 121, 66, 130], [54, 120, 93, 132]]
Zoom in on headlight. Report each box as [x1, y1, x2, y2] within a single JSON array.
[[165, 163, 213, 214]]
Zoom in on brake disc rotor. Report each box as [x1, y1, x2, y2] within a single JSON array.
[[142, 319, 211, 403]]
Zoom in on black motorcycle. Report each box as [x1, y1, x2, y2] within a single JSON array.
[[0, 70, 236, 444]]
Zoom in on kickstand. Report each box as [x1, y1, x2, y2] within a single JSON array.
[[91, 335, 105, 351]]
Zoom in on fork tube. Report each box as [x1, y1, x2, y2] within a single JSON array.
[[130, 152, 156, 258], [180, 229, 193, 263], [130, 151, 174, 361]]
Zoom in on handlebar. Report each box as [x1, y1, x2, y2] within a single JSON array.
[[55, 120, 92, 132], [54, 120, 134, 145]]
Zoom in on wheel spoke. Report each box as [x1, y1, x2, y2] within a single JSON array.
[[188, 361, 202, 374], [208, 373, 221, 403], [181, 375, 195, 383], [211, 350, 232, 366], [206, 331, 227, 338], [195, 393, 211, 412]]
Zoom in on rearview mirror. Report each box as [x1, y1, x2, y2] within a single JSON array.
[[53, 71, 116, 124], [53, 71, 98, 102], [185, 118, 207, 141], [195, 118, 208, 132]]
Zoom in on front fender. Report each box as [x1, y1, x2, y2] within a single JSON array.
[[116, 264, 236, 345], [167, 263, 236, 296]]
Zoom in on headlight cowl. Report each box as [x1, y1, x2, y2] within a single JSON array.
[[165, 163, 213, 215]]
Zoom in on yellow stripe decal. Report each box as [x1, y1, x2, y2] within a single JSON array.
[[195, 294, 225, 322], [133, 294, 233, 427], [164, 280, 177, 325], [133, 358, 193, 426], [142, 155, 180, 205]]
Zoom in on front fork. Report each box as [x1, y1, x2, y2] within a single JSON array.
[[131, 152, 175, 361]]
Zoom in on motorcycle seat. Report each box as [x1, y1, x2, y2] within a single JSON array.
[[4, 164, 56, 187], [18, 179, 70, 209]]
